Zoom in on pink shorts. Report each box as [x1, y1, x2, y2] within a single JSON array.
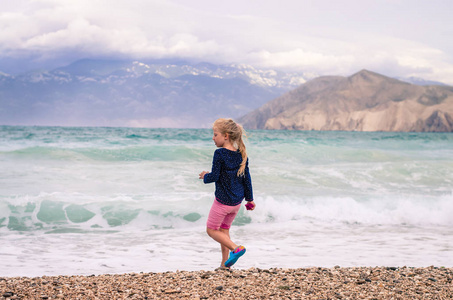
[[207, 199, 241, 230]]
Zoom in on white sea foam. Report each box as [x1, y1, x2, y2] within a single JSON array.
[[2, 220, 452, 277]]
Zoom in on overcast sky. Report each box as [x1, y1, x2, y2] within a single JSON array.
[[1, 0, 453, 84]]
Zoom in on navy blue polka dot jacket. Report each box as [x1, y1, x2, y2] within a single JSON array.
[[203, 148, 254, 206]]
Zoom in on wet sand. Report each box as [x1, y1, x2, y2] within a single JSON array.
[[1, 266, 452, 299]]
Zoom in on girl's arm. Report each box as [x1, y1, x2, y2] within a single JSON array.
[[243, 161, 253, 201], [202, 150, 221, 183]]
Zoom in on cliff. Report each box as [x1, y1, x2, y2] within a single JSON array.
[[239, 70, 453, 132]]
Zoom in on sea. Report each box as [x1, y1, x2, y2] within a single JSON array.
[[0, 126, 452, 277]]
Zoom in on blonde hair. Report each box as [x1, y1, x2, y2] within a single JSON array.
[[213, 118, 248, 176]]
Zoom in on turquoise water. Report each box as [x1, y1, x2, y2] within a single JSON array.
[[1, 126, 452, 276]]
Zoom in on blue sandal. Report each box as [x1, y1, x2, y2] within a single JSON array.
[[224, 246, 246, 267]]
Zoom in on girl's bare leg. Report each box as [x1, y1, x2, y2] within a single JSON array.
[[219, 228, 231, 266], [206, 227, 238, 266]]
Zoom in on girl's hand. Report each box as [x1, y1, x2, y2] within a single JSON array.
[[199, 171, 209, 179], [245, 201, 256, 211]]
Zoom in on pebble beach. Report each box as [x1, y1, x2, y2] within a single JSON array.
[[1, 266, 452, 299]]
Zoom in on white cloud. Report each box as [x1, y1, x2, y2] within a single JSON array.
[[1, 0, 453, 84]]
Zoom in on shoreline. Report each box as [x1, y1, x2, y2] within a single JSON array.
[[1, 266, 452, 299]]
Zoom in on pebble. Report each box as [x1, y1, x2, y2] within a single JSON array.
[[0, 267, 452, 299]]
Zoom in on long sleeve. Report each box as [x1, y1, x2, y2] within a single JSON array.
[[203, 149, 221, 184], [243, 161, 253, 201]]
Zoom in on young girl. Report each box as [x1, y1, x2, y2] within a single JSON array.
[[199, 118, 255, 269]]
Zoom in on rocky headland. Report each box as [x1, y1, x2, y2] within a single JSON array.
[[239, 70, 453, 132]]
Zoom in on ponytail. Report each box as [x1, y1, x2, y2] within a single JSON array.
[[238, 136, 247, 176]]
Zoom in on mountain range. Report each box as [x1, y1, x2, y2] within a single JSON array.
[[0, 59, 313, 128], [239, 70, 453, 132], [1, 60, 451, 131]]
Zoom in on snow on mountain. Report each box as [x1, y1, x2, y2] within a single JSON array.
[[101, 60, 313, 90], [396, 76, 447, 86], [17, 59, 311, 90]]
